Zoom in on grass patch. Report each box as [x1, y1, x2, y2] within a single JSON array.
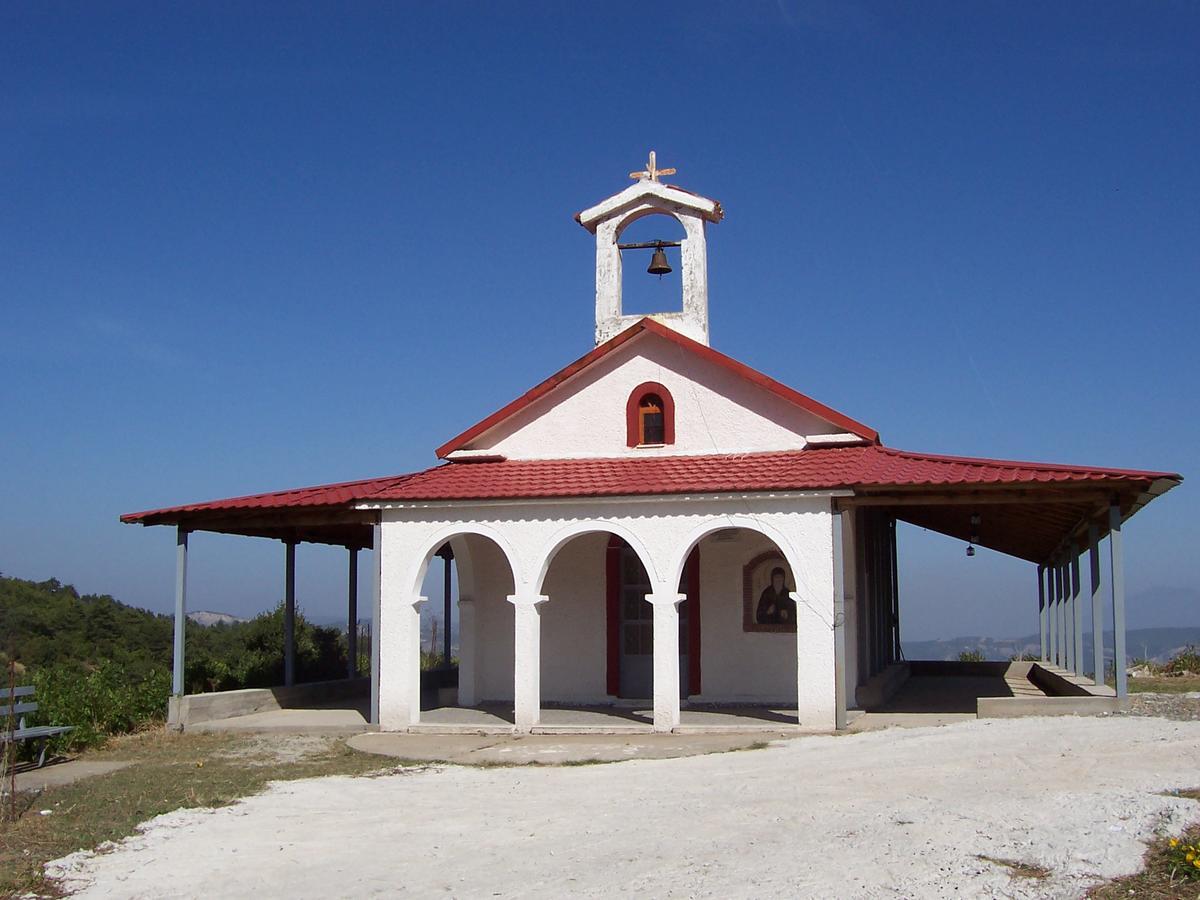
[[1089, 788, 1200, 898], [1128, 675, 1200, 694], [0, 729, 397, 897], [1089, 823, 1200, 898], [977, 854, 1051, 880]]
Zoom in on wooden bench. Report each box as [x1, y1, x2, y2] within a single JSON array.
[[1, 686, 74, 768]]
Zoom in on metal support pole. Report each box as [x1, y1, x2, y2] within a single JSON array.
[[173, 528, 189, 697], [1057, 561, 1067, 667], [1063, 557, 1074, 672], [1109, 503, 1128, 699], [1070, 545, 1083, 676], [442, 549, 453, 666], [833, 509, 847, 730], [1089, 523, 1103, 684], [889, 518, 901, 663], [1060, 560, 1070, 668], [1047, 560, 1058, 666], [284, 540, 296, 687], [370, 522, 382, 725], [347, 547, 358, 679], [1037, 565, 1047, 662]]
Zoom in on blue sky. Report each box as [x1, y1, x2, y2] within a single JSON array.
[[2, 2, 1196, 640]]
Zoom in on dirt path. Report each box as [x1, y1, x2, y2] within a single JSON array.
[[45, 717, 1200, 899]]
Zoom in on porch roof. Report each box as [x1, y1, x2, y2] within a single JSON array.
[[120, 446, 1180, 564]]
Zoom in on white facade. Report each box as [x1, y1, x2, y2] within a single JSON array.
[[370, 495, 841, 733], [458, 329, 850, 459], [369, 161, 852, 734]]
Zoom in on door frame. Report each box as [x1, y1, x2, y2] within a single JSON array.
[[606, 536, 701, 698]]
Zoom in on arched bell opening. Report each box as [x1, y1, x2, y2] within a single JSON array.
[[614, 212, 687, 316]]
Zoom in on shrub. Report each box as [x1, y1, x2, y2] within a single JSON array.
[[1163, 645, 1200, 676], [31, 660, 171, 751], [957, 650, 986, 662]]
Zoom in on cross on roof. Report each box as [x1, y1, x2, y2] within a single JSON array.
[[629, 150, 676, 183]]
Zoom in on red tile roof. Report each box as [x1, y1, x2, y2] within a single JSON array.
[[434, 317, 880, 458], [121, 445, 1180, 524]]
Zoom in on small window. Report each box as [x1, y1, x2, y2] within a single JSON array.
[[625, 381, 675, 447], [639, 394, 665, 444]]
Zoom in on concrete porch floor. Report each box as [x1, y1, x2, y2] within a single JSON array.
[[184, 664, 1107, 736], [187, 698, 815, 735]]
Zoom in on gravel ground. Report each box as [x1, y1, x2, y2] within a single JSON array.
[[1118, 691, 1200, 721], [44, 716, 1200, 899]]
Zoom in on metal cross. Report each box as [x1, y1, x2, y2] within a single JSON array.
[[629, 150, 676, 182]]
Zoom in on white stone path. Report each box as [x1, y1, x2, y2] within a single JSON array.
[[47, 717, 1200, 899]]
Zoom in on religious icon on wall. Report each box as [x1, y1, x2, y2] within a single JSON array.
[[742, 552, 797, 633]]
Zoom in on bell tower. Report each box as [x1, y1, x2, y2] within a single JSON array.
[[576, 151, 724, 347]]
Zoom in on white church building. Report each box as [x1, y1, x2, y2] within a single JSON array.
[[124, 155, 1181, 734]]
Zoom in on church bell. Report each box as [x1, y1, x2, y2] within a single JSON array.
[[647, 245, 672, 276]]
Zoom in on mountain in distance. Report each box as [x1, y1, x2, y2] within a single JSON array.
[[187, 610, 248, 627], [903, 626, 1200, 664]]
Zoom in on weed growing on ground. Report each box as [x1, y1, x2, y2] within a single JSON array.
[[977, 855, 1050, 880], [1164, 833, 1200, 881]]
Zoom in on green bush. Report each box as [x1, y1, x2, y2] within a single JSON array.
[[957, 650, 986, 662], [1163, 645, 1200, 675], [31, 660, 171, 751], [183, 604, 347, 692]]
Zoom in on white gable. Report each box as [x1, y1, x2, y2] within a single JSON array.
[[456, 331, 860, 460]]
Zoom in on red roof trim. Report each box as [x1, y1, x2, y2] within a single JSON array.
[[434, 318, 879, 458], [120, 445, 1181, 525]]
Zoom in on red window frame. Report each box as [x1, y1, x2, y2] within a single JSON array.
[[625, 381, 675, 447]]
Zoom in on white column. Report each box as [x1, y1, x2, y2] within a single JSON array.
[[376, 523, 422, 730], [378, 589, 424, 730], [370, 523, 382, 725], [457, 597, 478, 707], [793, 586, 838, 731], [648, 590, 684, 732], [832, 510, 848, 731], [510, 592, 547, 732]]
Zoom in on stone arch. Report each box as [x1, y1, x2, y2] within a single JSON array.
[[612, 203, 689, 243], [668, 515, 809, 602], [533, 520, 658, 595], [406, 523, 522, 598]]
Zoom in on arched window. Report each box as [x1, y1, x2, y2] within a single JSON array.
[[626, 382, 675, 447], [639, 395, 664, 444]]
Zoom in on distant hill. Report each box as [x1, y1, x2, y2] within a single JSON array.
[[903, 627, 1200, 664], [0, 574, 351, 690], [187, 610, 247, 627], [0, 575, 173, 675]]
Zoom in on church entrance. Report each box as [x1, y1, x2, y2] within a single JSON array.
[[608, 537, 699, 700]]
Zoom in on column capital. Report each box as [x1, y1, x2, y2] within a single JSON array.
[[646, 591, 686, 609], [507, 592, 549, 608]]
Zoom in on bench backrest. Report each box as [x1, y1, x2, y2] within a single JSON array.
[[1, 686, 38, 727]]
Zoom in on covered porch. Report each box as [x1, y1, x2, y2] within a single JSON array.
[[122, 445, 1180, 735], [840, 464, 1180, 716]]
